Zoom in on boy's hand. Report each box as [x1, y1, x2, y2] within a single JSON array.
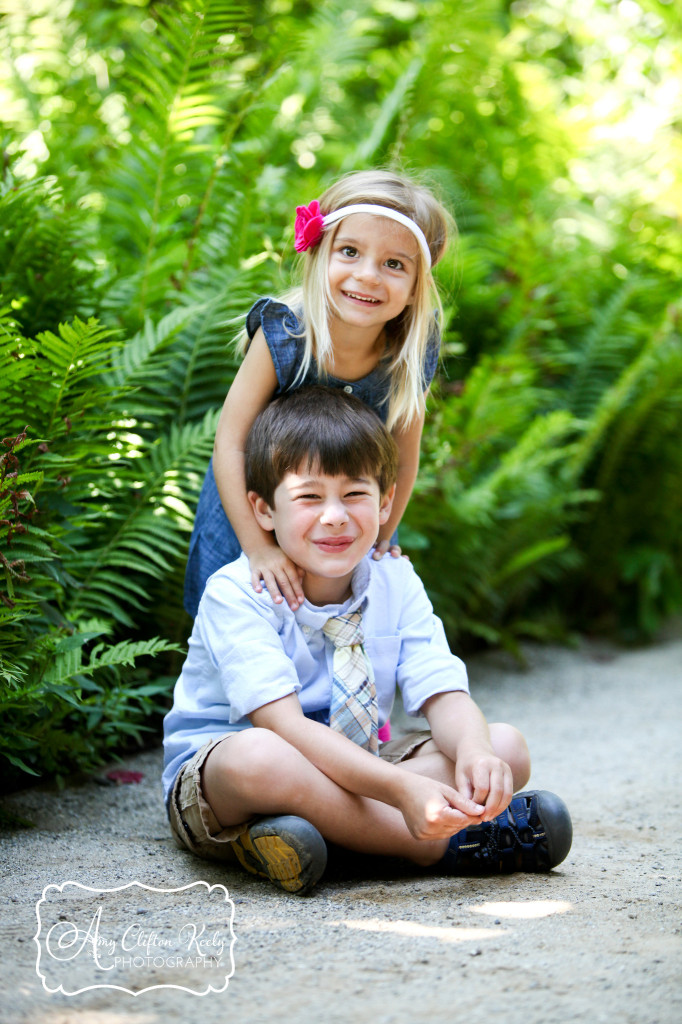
[[372, 539, 406, 560], [249, 546, 306, 611], [454, 746, 514, 822], [397, 773, 485, 841]]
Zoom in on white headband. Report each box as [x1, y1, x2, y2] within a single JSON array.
[[322, 203, 432, 268]]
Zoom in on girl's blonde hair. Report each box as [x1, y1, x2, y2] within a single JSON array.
[[241, 170, 452, 431]]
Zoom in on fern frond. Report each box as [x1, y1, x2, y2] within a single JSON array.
[[564, 278, 643, 417], [84, 637, 180, 674], [66, 410, 219, 622], [105, 305, 203, 389], [100, 0, 249, 321], [569, 302, 680, 477], [0, 176, 96, 337], [595, 326, 682, 493], [8, 319, 121, 449], [344, 56, 424, 170]]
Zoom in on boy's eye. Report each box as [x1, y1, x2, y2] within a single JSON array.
[[297, 493, 320, 501]]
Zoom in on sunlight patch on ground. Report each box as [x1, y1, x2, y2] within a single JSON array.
[[330, 919, 504, 943], [470, 900, 571, 919], [42, 1014, 157, 1023]]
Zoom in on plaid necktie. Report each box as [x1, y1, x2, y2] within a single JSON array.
[[322, 610, 379, 755]]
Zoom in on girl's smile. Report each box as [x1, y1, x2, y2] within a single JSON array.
[[342, 291, 381, 305]]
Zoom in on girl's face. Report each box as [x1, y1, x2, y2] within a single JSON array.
[[326, 213, 419, 335]]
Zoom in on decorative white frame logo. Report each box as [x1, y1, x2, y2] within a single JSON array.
[[34, 880, 236, 996]]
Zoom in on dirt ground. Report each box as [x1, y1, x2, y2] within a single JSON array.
[[1, 635, 681, 1024]]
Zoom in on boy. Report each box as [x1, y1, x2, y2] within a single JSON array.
[[163, 387, 572, 894]]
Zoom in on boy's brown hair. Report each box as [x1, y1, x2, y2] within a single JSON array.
[[245, 386, 399, 506]]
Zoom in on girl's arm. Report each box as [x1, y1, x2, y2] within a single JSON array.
[[212, 329, 306, 609], [373, 406, 425, 558]]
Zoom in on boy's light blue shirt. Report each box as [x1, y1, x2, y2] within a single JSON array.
[[162, 553, 468, 806]]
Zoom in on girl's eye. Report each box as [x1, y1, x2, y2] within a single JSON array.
[[385, 258, 404, 271], [340, 246, 358, 258]]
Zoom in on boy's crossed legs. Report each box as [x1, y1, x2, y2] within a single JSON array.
[[203, 723, 529, 863], [170, 724, 571, 893]]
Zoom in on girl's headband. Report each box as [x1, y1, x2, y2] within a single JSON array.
[[294, 200, 432, 268]]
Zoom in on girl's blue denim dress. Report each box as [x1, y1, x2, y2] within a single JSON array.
[[183, 298, 438, 617]]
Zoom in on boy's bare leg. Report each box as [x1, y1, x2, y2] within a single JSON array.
[[401, 723, 531, 793], [201, 724, 529, 868]]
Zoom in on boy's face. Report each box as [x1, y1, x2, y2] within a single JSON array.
[[249, 465, 394, 605]]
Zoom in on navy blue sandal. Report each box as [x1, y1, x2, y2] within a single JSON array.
[[442, 790, 572, 874]]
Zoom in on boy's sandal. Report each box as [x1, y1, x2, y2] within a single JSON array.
[[442, 790, 573, 875], [231, 814, 327, 894]]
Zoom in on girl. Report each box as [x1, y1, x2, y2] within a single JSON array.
[[184, 169, 451, 619]]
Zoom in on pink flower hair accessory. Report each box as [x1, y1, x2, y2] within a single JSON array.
[[293, 199, 433, 266], [294, 199, 324, 252]]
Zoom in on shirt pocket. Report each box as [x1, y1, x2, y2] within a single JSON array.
[[364, 635, 401, 698]]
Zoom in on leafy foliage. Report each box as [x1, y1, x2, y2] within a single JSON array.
[[404, 356, 597, 653], [0, 0, 680, 781], [0, 176, 96, 337], [0, 311, 211, 782]]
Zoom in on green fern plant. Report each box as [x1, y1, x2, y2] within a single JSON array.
[[0, 175, 97, 337], [0, 312, 221, 782], [405, 355, 597, 654], [565, 302, 682, 636]]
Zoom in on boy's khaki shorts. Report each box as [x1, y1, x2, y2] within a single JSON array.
[[168, 729, 433, 862]]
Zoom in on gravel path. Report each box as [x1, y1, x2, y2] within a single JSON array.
[[1, 636, 681, 1024]]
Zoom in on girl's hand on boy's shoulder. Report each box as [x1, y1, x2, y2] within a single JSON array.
[[249, 546, 306, 611], [372, 539, 409, 561]]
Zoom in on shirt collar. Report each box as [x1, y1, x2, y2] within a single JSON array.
[[294, 555, 373, 629]]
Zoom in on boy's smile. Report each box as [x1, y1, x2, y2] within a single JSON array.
[[250, 466, 394, 606]]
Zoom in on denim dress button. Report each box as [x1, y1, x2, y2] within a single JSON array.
[[343, 385, 353, 393]]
